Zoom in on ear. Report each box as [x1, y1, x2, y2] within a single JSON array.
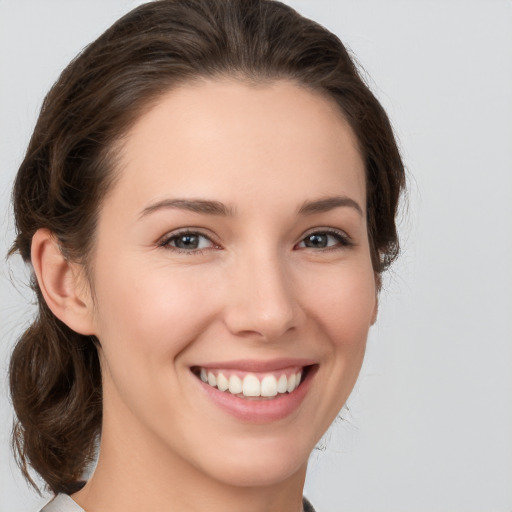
[[31, 228, 96, 335]]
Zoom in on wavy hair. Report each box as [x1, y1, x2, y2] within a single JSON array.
[[9, 0, 405, 495]]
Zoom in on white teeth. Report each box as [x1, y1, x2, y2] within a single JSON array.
[[286, 373, 296, 393], [242, 374, 261, 397], [260, 375, 278, 397], [277, 374, 288, 393], [216, 372, 229, 391], [207, 372, 216, 387], [199, 368, 304, 398], [228, 375, 243, 394]]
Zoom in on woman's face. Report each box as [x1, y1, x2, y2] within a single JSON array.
[[86, 79, 376, 488]]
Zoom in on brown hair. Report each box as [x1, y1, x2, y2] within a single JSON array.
[[9, 0, 405, 495]]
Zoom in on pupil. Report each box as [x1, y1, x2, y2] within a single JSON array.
[[176, 234, 198, 249], [306, 234, 327, 248]]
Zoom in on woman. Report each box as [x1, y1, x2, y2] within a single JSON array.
[[8, 1, 405, 511]]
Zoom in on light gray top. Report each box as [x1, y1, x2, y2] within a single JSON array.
[[40, 494, 84, 512], [40, 493, 316, 511]]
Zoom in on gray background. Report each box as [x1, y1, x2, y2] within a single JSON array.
[[1, 1, 511, 511]]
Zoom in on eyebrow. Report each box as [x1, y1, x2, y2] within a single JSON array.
[[298, 196, 363, 216], [139, 198, 235, 218], [139, 195, 363, 219]]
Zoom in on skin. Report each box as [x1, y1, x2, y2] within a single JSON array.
[[33, 79, 377, 512]]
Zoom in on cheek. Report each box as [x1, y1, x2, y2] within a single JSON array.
[[294, 261, 376, 430], [300, 262, 376, 340], [91, 262, 222, 424], [92, 259, 221, 362]]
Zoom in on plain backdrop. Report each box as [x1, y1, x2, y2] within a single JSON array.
[[1, 1, 511, 511]]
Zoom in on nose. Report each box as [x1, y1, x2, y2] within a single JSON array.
[[222, 249, 300, 342]]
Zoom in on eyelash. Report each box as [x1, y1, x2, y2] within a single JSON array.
[[158, 228, 353, 254], [296, 229, 354, 251], [158, 230, 218, 255]]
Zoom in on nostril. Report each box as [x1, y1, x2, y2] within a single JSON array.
[[222, 269, 299, 339]]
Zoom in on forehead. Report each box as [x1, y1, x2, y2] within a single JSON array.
[[110, 78, 366, 214]]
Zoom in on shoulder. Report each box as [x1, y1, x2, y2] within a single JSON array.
[[39, 494, 85, 512], [40, 494, 315, 512]]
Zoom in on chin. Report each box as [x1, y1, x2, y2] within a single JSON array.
[[190, 432, 312, 488]]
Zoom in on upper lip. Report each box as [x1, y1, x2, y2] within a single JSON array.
[[192, 358, 316, 372]]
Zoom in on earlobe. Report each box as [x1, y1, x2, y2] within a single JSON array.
[[31, 228, 96, 335]]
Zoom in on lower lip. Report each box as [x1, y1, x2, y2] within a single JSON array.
[[195, 366, 316, 423]]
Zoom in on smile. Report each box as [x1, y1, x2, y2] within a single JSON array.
[[197, 367, 303, 398], [191, 360, 317, 422]]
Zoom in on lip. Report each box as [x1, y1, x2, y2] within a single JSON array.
[[192, 361, 318, 423], [195, 358, 317, 372]]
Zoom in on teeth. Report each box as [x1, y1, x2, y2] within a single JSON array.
[[261, 375, 278, 397], [286, 373, 296, 393], [199, 369, 303, 398], [228, 375, 243, 394], [277, 374, 288, 394], [242, 375, 260, 397], [216, 372, 229, 391]]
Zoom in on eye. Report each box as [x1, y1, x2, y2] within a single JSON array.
[[159, 231, 217, 252], [296, 230, 352, 250]]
